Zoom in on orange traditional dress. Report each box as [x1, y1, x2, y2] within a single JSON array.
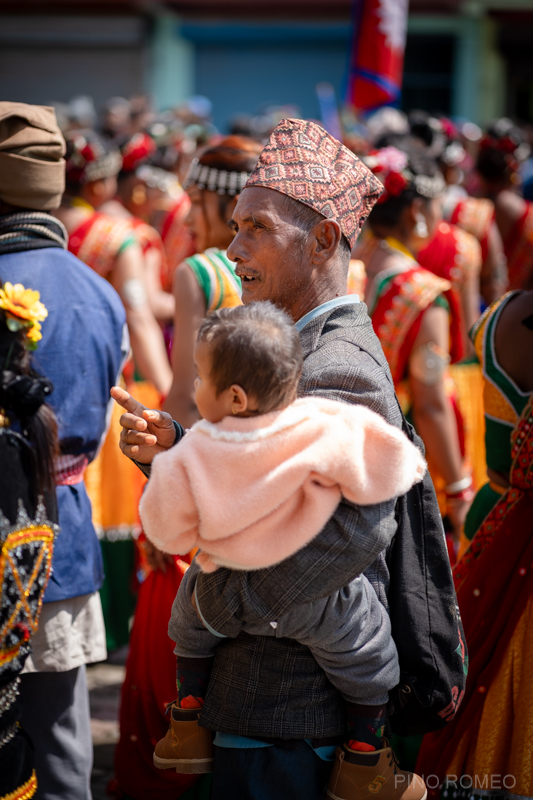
[[360, 236, 464, 512], [504, 201, 533, 290], [418, 222, 487, 492], [417, 294, 533, 800], [69, 203, 159, 650]]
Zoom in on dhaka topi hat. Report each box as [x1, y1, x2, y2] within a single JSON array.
[[0, 102, 66, 211], [244, 118, 383, 249]]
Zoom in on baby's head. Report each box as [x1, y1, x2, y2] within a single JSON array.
[[194, 302, 303, 423]]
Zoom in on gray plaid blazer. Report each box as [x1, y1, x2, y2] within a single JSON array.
[[195, 301, 403, 740]]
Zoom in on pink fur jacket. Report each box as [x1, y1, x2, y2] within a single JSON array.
[[139, 397, 426, 572]]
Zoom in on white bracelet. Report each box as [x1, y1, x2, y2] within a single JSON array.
[[445, 475, 472, 494]]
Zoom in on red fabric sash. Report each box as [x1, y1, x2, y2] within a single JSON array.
[[417, 225, 466, 363]]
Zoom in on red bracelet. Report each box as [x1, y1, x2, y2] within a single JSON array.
[[446, 488, 475, 506]]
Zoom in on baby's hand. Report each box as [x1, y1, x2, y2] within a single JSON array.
[[111, 385, 177, 464]]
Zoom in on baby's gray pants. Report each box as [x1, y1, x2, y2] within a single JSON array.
[[169, 563, 399, 706]]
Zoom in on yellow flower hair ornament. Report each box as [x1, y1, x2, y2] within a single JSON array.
[[0, 282, 48, 351]]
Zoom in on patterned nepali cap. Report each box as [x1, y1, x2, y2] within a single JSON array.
[[244, 118, 383, 249]]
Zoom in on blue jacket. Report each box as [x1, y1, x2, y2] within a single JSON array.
[[0, 247, 128, 602]]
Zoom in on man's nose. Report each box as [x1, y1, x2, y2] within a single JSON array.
[[227, 232, 245, 263]]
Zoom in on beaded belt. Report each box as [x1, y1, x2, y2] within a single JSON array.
[[54, 454, 89, 486], [0, 721, 18, 749], [0, 676, 20, 717]]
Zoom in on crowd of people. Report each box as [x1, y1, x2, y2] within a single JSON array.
[[0, 91, 532, 800]]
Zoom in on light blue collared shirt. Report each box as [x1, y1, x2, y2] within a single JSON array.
[[294, 294, 360, 332]]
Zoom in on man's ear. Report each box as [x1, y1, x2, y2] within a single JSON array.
[[230, 384, 249, 415], [311, 219, 342, 264]]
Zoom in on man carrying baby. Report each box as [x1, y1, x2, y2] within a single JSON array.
[[115, 119, 428, 800], [140, 302, 425, 783]]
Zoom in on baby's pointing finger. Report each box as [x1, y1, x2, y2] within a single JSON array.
[[111, 386, 146, 417]]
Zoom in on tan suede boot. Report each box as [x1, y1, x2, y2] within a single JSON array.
[[326, 741, 427, 800], [153, 703, 214, 774]]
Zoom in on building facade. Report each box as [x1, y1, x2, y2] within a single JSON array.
[[1, 0, 533, 130]]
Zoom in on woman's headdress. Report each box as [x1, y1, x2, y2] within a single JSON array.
[[120, 132, 157, 175], [184, 158, 253, 197], [65, 131, 122, 185], [364, 147, 446, 204]]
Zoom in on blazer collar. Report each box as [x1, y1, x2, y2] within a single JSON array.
[[298, 299, 368, 360]]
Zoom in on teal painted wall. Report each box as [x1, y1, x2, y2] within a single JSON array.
[[148, 12, 506, 127], [149, 13, 194, 111]]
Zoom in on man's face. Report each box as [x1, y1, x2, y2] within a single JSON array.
[[227, 187, 310, 317]]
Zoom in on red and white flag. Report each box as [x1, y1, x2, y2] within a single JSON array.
[[347, 0, 410, 113]]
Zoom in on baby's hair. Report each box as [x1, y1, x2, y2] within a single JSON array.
[[197, 302, 303, 414]]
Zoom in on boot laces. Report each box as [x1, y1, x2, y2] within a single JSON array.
[[388, 749, 400, 775]]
